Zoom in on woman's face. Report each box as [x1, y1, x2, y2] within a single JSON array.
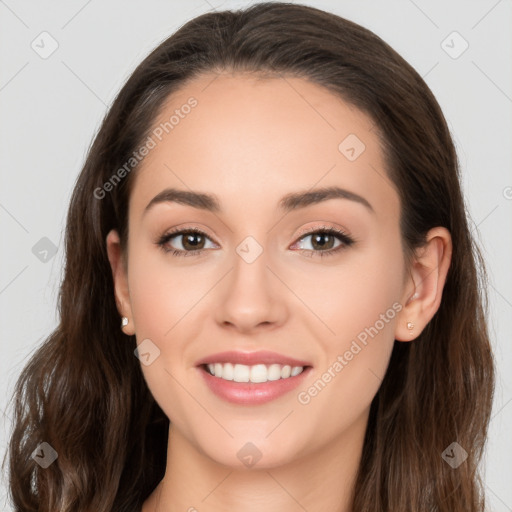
[[108, 72, 412, 469]]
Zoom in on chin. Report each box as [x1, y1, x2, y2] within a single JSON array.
[[197, 434, 304, 471]]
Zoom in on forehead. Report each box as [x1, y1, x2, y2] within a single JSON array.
[[128, 72, 398, 222]]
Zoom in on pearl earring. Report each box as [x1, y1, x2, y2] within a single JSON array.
[[121, 317, 129, 328], [406, 321, 414, 330]]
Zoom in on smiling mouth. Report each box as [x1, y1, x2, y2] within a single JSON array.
[[200, 362, 312, 383]]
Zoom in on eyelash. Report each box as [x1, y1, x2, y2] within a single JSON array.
[[155, 225, 355, 259]]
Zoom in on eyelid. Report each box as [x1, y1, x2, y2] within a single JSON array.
[[291, 223, 354, 249], [156, 223, 355, 256], [162, 225, 219, 243], [158, 225, 219, 250], [159, 224, 351, 244], [293, 223, 352, 240]]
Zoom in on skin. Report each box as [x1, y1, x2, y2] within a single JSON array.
[[106, 72, 452, 512]]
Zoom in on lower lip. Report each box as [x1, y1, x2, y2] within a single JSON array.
[[198, 365, 312, 405]]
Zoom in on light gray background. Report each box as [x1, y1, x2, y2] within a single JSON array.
[[1, 1, 511, 510]]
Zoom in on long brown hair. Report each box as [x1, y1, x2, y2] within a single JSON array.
[[4, 3, 495, 510]]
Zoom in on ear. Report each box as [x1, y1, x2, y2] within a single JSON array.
[[395, 227, 452, 342], [106, 229, 135, 335]]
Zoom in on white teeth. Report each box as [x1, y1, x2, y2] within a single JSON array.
[[267, 364, 282, 381], [291, 366, 303, 376], [250, 364, 268, 383], [222, 362, 234, 380], [281, 365, 291, 378], [205, 363, 305, 382], [233, 364, 249, 382]]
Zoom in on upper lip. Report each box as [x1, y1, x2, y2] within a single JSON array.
[[195, 350, 312, 368]]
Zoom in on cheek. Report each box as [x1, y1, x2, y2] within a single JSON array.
[[126, 248, 214, 400], [127, 245, 212, 338], [294, 235, 404, 414], [290, 236, 405, 344], [125, 251, 201, 424]]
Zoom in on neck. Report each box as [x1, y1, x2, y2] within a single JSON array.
[[143, 411, 368, 512]]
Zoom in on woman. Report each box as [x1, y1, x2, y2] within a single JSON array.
[[5, 2, 495, 511]]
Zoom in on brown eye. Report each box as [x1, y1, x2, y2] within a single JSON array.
[[180, 232, 206, 251], [156, 228, 216, 256], [308, 232, 337, 250], [293, 227, 355, 258]]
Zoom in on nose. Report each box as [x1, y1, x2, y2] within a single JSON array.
[[215, 247, 289, 334]]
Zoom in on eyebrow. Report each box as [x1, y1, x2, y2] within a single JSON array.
[[143, 185, 374, 216]]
